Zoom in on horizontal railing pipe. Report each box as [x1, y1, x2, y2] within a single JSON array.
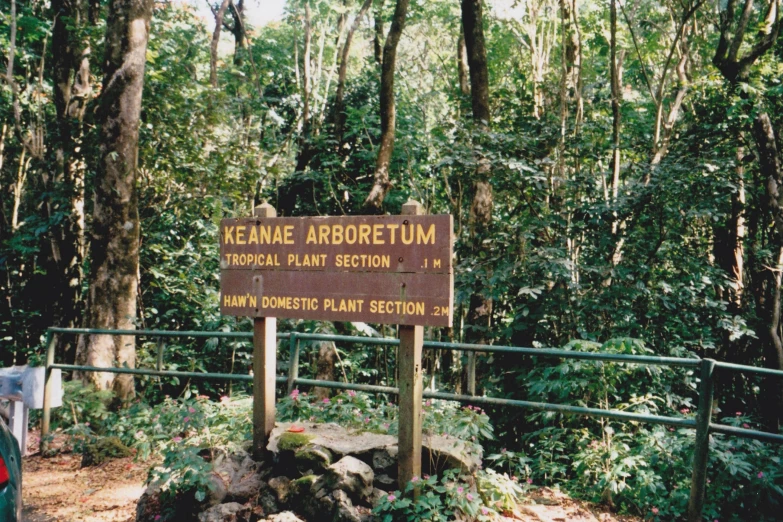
[[709, 423, 783, 444], [713, 361, 783, 378]]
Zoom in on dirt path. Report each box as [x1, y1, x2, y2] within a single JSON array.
[[22, 431, 148, 522]]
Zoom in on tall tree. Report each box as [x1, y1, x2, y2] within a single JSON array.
[[461, 0, 493, 357], [363, 0, 411, 211], [48, 0, 94, 362], [712, 0, 782, 430], [75, 0, 154, 399]]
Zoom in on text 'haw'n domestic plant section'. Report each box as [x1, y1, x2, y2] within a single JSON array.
[[219, 215, 453, 326]]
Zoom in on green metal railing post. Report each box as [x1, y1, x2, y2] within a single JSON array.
[[687, 358, 716, 522], [41, 330, 56, 453], [287, 333, 300, 394], [156, 337, 165, 372]]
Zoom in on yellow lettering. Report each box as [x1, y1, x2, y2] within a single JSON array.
[[232, 254, 239, 265], [387, 224, 399, 244], [272, 227, 283, 244], [373, 224, 385, 244], [319, 225, 330, 244], [416, 302, 425, 315], [434, 259, 441, 268], [260, 226, 271, 244], [345, 225, 357, 244], [417, 224, 435, 244], [359, 224, 371, 244], [338, 299, 347, 312], [401, 224, 414, 244], [223, 294, 230, 306], [224, 226, 235, 244], [333, 224, 344, 245], [382, 255, 390, 268], [235, 229, 245, 246], [306, 226, 317, 244], [284, 225, 295, 244], [248, 225, 259, 244], [249, 296, 257, 307]]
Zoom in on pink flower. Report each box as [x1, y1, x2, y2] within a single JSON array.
[[155, 516, 161, 521], [527, 478, 533, 484], [183, 416, 190, 423], [322, 398, 330, 404], [466, 493, 474, 501], [188, 407, 196, 413], [423, 475, 430, 479], [457, 486, 464, 494], [411, 476, 419, 483], [364, 417, 370, 423], [736, 411, 742, 416], [85, 422, 90, 426], [290, 389, 300, 398], [348, 390, 356, 397], [425, 399, 432, 406], [758, 472, 764, 478], [172, 436, 182, 443], [220, 396, 229, 404], [481, 507, 489, 515], [501, 448, 507, 453], [743, 423, 749, 428], [652, 507, 659, 515], [387, 494, 396, 502]]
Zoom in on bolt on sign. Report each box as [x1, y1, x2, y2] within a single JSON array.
[[219, 214, 453, 326]]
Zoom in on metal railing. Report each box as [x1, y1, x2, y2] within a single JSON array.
[[40, 327, 783, 521]]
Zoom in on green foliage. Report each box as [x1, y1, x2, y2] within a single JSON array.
[[373, 471, 496, 522]]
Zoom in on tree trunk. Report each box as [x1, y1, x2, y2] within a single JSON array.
[[49, 0, 91, 363], [462, 0, 493, 361], [363, 0, 410, 211], [457, 28, 470, 96], [373, 0, 385, 65], [210, 0, 231, 88], [75, 0, 153, 400], [229, 0, 246, 65], [294, 2, 313, 173], [333, 0, 374, 143]]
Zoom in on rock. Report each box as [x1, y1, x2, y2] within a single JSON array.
[[373, 474, 395, 490], [277, 432, 315, 452], [333, 490, 362, 522], [371, 447, 397, 474], [226, 457, 264, 502], [207, 473, 228, 507], [295, 445, 333, 475], [198, 502, 247, 522], [81, 436, 133, 467], [422, 434, 482, 474], [258, 488, 279, 516], [268, 476, 292, 505], [135, 483, 163, 522], [269, 423, 396, 463], [290, 474, 319, 498], [368, 488, 387, 508], [317, 456, 374, 504], [267, 512, 306, 522]]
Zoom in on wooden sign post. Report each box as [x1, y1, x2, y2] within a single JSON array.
[[252, 203, 277, 460], [219, 201, 452, 477], [397, 200, 426, 488]]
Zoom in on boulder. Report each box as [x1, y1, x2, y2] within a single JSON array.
[[316, 456, 374, 504], [371, 447, 397, 475], [373, 474, 395, 490], [295, 445, 333, 475], [267, 512, 306, 522], [226, 457, 264, 502], [268, 476, 292, 505], [198, 502, 247, 522], [269, 423, 396, 463], [332, 490, 361, 522], [422, 434, 482, 474]]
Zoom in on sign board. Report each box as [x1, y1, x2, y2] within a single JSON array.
[[219, 214, 453, 326]]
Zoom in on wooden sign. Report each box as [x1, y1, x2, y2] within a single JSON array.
[[219, 214, 453, 326]]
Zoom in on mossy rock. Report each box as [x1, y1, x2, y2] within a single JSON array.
[[81, 436, 132, 467], [295, 445, 332, 474], [278, 432, 314, 452], [290, 474, 319, 497]]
